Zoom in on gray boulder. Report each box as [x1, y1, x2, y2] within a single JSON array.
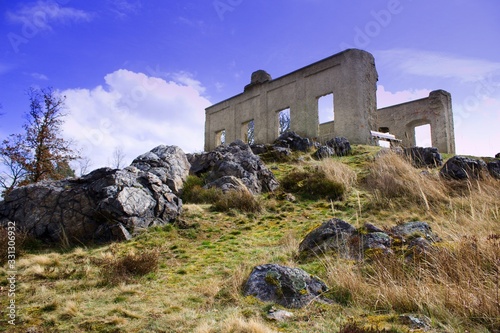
[[205, 175, 248, 193], [361, 232, 392, 252], [314, 146, 334, 160], [0, 146, 186, 245], [390, 221, 440, 243], [131, 145, 189, 195], [243, 264, 330, 308], [325, 137, 351, 156], [496, 153, 500, 159], [440, 156, 488, 180], [298, 218, 357, 258], [274, 131, 312, 152], [250, 144, 292, 162], [404, 147, 442, 168], [487, 160, 500, 179], [187, 140, 279, 194]]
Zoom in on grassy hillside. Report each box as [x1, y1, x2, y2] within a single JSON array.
[[1, 145, 498, 333]]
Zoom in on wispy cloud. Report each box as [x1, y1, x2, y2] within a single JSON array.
[[29, 72, 48, 80], [375, 49, 500, 82], [6, 0, 93, 31], [107, 0, 142, 19]]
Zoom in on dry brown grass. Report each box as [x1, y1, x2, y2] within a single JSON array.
[[95, 246, 160, 285], [365, 151, 447, 209], [212, 189, 263, 213], [280, 158, 357, 201], [324, 234, 500, 331], [195, 313, 278, 333]]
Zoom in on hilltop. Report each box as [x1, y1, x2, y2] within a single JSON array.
[[0, 142, 498, 333]]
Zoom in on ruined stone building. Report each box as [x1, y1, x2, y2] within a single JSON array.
[[204, 49, 455, 154]]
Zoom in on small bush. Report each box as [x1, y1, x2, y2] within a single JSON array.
[[281, 170, 345, 200], [181, 175, 223, 204], [211, 189, 262, 213], [98, 248, 160, 285]]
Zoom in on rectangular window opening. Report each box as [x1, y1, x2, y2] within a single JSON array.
[[415, 124, 432, 147], [318, 93, 334, 124], [278, 108, 290, 136], [242, 120, 255, 145], [216, 129, 226, 146]]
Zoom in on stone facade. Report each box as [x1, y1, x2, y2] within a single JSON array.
[[204, 49, 455, 154], [377, 90, 455, 154]]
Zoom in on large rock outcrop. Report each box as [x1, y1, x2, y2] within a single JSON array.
[[130, 145, 190, 195], [243, 264, 330, 308], [187, 140, 279, 194], [0, 145, 187, 244]]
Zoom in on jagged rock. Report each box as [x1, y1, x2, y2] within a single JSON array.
[[363, 222, 385, 234], [325, 137, 351, 156], [131, 145, 190, 195], [0, 147, 186, 245], [250, 144, 268, 155], [187, 140, 279, 194], [274, 131, 312, 152], [440, 156, 488, 180], [361, 232, 392, 251], [404, 147, 442, 168], [205, 175, 248, 193], [298, 218, 357, 258], [243, 264, 330, 308], [314, 146, 334, 160], [390, 221, 440, 243], [251, 144, 292, 162], [496, 153, 500, 159], [405, 237, 434, 260], [487, 160, 500, 179]]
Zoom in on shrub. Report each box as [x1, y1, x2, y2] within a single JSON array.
[[97, 248, 160, 285], [281, 170, 344, 201], [211, 189, 262, 213], [181, 175, 223, 204]]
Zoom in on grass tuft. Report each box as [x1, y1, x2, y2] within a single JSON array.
[[96, 247, 160, 285]]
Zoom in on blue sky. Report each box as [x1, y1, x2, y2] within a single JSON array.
[[1, 0, 499, 172]]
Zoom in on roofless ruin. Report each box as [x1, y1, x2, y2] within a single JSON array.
[[204, 49, 455, 154]]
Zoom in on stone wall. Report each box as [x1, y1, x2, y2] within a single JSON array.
[[204, 49, 378, 151], [204, 49, 455, 154], [377, 90, 455, 154]]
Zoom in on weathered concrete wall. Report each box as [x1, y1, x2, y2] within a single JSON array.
[[205, 49, 378, 151], [377, 90, 455, 154]]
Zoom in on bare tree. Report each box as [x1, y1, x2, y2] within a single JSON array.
[[77, 156, 93, 176], [0, 87, 79, 194], [110, 146, 126, 169]]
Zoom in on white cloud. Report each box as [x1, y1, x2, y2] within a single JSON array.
[[376, 85, 431, 108], [61, 69, 211, 171], [6, 0, 93, 31], [376, 49, 500, 82]]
